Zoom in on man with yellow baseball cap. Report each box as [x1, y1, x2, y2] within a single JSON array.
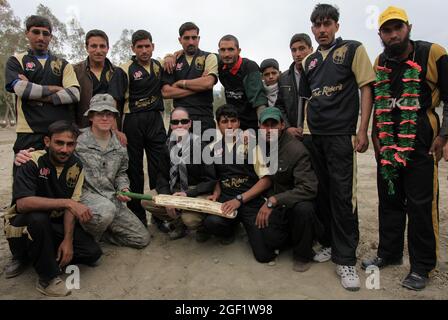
[[378, 6, 409, 28], [362, 6, 448, 291]]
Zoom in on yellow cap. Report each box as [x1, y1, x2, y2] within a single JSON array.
[[378, 6, 409, 28]]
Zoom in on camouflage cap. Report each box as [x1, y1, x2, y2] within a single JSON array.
[[84, 94, 119, 116]]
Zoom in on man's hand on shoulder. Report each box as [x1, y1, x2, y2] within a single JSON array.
[[14, 148, 34, 166]]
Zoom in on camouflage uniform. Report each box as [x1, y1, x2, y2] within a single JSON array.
[[76, 128, 150, 248]]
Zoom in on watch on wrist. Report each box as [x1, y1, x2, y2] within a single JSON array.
[[266, 200, 274, 209], [236, 194, 244, 205]]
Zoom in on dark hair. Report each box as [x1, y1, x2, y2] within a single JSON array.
[[215, 104, 239, 122], [25, 15, 52, 33], [170, 107, 190, 119], [290, 33, 312, 48], [219, 34, 239, 49], [132, 30, 152, 46], [47, 121, 80, 139], [179, 22, 199, 37], [310, 4, 340, 23], [85, 29, 109, 47]]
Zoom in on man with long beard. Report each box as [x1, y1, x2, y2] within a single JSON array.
[[362, 6, 448, 291]]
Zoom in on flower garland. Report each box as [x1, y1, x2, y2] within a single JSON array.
[[374, 60, 421, 195]]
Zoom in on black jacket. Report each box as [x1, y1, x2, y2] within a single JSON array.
[[275, 62, 311, 128], [156, 137, 217, 197], [270, 131, 317, 208]]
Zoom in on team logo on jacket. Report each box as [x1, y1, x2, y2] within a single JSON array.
[[39, 167, 50, 179], [195, 56, 205, 71], [25, 62, 36, 72], [50, 59, 63, 76], [333, 45, 348, 65], [66, 164, 81, 188], [308, 58, 318, 71], [133, 70, 143, 81], [176, 62, 184, 71]]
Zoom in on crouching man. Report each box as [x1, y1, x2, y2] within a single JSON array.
[[4, 121, 102, 297]]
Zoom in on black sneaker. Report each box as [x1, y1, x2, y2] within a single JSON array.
[[219, 234, 235, 246], [195, 230, 211, 243], [402, 272, 428, 291], [361, 256, 403, 270], [151, 216, 171, 233], [168, 224, 187, 240]]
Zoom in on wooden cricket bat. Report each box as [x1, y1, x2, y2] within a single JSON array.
[[118, 191, 237, 219]]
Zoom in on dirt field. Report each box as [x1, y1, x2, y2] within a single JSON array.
[[0, 126, 447, 300]]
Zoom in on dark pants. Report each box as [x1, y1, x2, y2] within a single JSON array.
[[9, 212, 102, 281], [377, 117, 438, 277], [285, 201, 322, 262], [311, 135, 359, 266], [9, 133, 47, 259], [189, 114, 216, 135], [203, 199, 285, 263], [123, 111, 167, 225]]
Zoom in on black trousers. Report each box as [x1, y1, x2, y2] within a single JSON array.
[[203, 200, 285, 263], [377, 123, 439, 277], [311, 135, 359, 266], [189, 114, 216, 135], [283, 201, 322, 262], [9, 212, 102, 281], [9, 133, 47, 259], [123, 111, 167, 224]]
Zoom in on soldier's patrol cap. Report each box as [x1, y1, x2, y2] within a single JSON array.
[[84, 94, 119, 116], [378, 6, 409, 29]]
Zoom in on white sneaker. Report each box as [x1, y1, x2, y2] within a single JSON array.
[[336, 265, 360, 291], [313, 247, 332, 262]]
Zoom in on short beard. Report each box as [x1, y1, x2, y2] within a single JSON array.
[[382, 33, 411, 58]]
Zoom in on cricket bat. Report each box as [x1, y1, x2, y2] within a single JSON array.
[[118, 191, 237, 219]]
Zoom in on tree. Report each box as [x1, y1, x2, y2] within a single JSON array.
[[111, 29, 133, 65], [0, 0, 27, 116], [35, 4, 68, 57], [66, 16, 85, 63]]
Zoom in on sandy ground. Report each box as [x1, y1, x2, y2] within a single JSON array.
[[0, 126, 447, 300]]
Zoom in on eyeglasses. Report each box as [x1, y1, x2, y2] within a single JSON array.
[[170, 119, 190, 125], [30, 29, 51, 37]]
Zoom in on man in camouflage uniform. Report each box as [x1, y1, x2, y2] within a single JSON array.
[[76, 94, 150, 248]]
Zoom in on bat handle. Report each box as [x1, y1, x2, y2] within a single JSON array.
[[117, 191, 153, 201]]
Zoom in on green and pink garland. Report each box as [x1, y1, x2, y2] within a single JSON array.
[[374, 60, 422, 195]]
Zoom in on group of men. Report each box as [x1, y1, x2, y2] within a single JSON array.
[[2, 3, 448, 297]]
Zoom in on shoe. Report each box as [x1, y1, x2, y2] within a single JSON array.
[[219, 234, 235, 246], [4, 258, 28, 279], [336, 265, 360, 291], [313, 247, 331, 263], [151, 216, 171, 233], [361, 256, 403, 270], [293, 259, 312, 272], [402, 272, 428, 291], [36, 276, 71, 297], [168, 225, 187, 240], [195, 230, 211, 243]]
